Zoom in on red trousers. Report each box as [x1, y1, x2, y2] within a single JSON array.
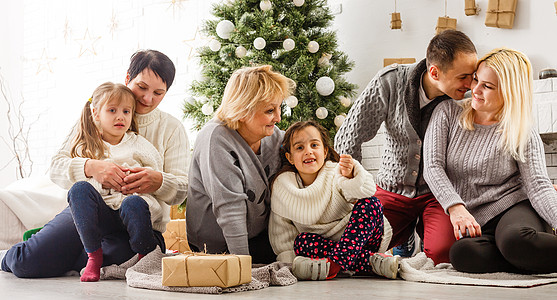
[[375, 186, 455, 264]]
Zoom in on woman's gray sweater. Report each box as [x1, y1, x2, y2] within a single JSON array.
[[423, 100, 557, 228]]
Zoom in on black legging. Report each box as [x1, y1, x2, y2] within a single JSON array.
[[450, 201, 557, 274]]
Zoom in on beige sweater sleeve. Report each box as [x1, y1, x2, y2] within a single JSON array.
[[269, 211, 299, 263]]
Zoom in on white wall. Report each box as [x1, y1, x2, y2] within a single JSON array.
[[1, 0, 557, 187], [0, 0, 24, 187], [332, 0, 557, 95]]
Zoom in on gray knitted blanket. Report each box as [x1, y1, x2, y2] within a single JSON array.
[[100, 247, 297, 294]]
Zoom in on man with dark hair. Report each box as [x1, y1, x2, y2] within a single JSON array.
[[335, 30, 477, 264]]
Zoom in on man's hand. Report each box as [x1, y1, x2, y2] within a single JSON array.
[[84, 159, 128, 191], [121, 167, 163, 195], [338, 154, 355, 179]]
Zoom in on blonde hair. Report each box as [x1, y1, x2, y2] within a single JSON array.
[[215, 65, 295, 130], [459, 48, 533, 162], [70, 82, 137, 159]]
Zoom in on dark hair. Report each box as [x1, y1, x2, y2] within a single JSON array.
[[272, 120, 340, 186], [426, 30, 476, 72], [127, 50, 176, 90]]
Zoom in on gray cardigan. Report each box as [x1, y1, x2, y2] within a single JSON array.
[[423, 100, 557, 228], [186, 119, 284, 255], [335, 59, 449, 198]]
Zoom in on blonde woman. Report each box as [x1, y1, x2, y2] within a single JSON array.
[[424, 48, 557, 273], [186, 65, 295, 263]]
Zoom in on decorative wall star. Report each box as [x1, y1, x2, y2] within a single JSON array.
[[108, 10, 119, 39], [63, 17, 72, 44], [183, 27, 209, 60], [167, 0, 188, 18], [75, 28, 101, 57], [35, 48, 57, 74]]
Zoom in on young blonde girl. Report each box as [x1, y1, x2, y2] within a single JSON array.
[[63, 82, 163, 282], [269, 120, 397, 280]]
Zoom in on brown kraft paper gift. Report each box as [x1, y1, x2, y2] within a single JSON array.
[[383, 58, 416, 67], [465, 0, 478, 16], [391, 12, 401, 29], [485, 0, 518, 29], [435, 16, 457, 34], [162, 219, 191, 253], [162, 253, 252, 288]]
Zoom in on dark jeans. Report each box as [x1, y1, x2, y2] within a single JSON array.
[[68, 181, 156, 254], [1, 182, 164, 278], [189, 229, 276, 264], [450, 201, 557, 274]]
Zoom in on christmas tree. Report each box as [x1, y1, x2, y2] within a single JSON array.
[[184, 0, 357, 138]]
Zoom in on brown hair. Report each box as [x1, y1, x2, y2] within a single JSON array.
[[272, 120, 340, 184], [70, 82, 137, 159], [426, 30, 476, 72], [215, 65, 295, 130]]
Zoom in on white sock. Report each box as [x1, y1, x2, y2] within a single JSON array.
[[0, 250, 7, 267]]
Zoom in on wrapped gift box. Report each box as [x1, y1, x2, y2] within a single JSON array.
[[554, 1, 557, 15], [383, 58, 416, 67], [170, 204, 185, 219], [485, 0, 517, 29], [162, 219, 191, 253], [391, 12, 401, 29], [465, 0, 478, 16], [162, 253, 252, 287], [435, 16, 457, 34]]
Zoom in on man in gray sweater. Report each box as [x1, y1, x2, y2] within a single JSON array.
[[334, 30, 477, 264]]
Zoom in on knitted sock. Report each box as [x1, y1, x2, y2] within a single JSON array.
[[326, 259, 341, 280], [81, 248, 103, 282]]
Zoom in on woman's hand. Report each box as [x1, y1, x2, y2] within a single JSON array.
[[447, 204, 482, 240], [121, 167, 163, 195], [84, 159, 129, 191], [338, 154, 355, 179]]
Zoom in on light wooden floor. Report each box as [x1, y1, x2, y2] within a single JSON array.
[[2, 271, 556, 299]]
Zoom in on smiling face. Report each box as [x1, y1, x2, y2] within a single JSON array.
[[126, 69, 167, 114], [285, 125, 328, 186], [471, 62, 504, 121], [93, 96, 135, 145], [237, 98, 282, 145], [435, 52, 478, 100]]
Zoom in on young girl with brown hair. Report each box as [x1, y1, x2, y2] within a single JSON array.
[[269, 120, 398, 280]]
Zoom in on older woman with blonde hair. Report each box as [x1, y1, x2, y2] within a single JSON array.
[[424, 48, 557, 273], [186, 65, 295, 263]]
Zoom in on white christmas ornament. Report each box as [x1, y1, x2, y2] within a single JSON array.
[[316, 107, 328, 119], [339, 96, 351, 107], [260, 0, 272, 11], [334, 115, 346, 127], [316, 76, 335, 96], [285, 95, 298, 108], [307, 41, 319, 53], [216, 20, 235, 39], [253, 37, 266, 50], [283, 38, 295, 51], [209, 39, 221, 52], [293, 0, 305, 6], [235, 46, 247, 58], [201, 103, 214, 115]]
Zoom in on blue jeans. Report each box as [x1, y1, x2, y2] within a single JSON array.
[[68, 181, 157, 254], [1, 181, 164, 278]]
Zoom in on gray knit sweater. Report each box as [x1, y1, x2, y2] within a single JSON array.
[[186, 119, 284, 255], [335, 59, 449, 198], [423, 100, 557, 228]]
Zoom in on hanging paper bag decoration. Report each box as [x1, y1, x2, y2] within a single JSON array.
[[390, 0, 401, 29], [391, 12, 402, 29], [485, 0, 518, 29], [435, 17, 457, 34], [465, 0, 479, 16]]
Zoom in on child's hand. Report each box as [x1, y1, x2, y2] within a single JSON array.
[[338, 154, 355, 179]]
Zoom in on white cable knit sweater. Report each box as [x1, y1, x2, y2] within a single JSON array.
[[269, 160, 392, 263]]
